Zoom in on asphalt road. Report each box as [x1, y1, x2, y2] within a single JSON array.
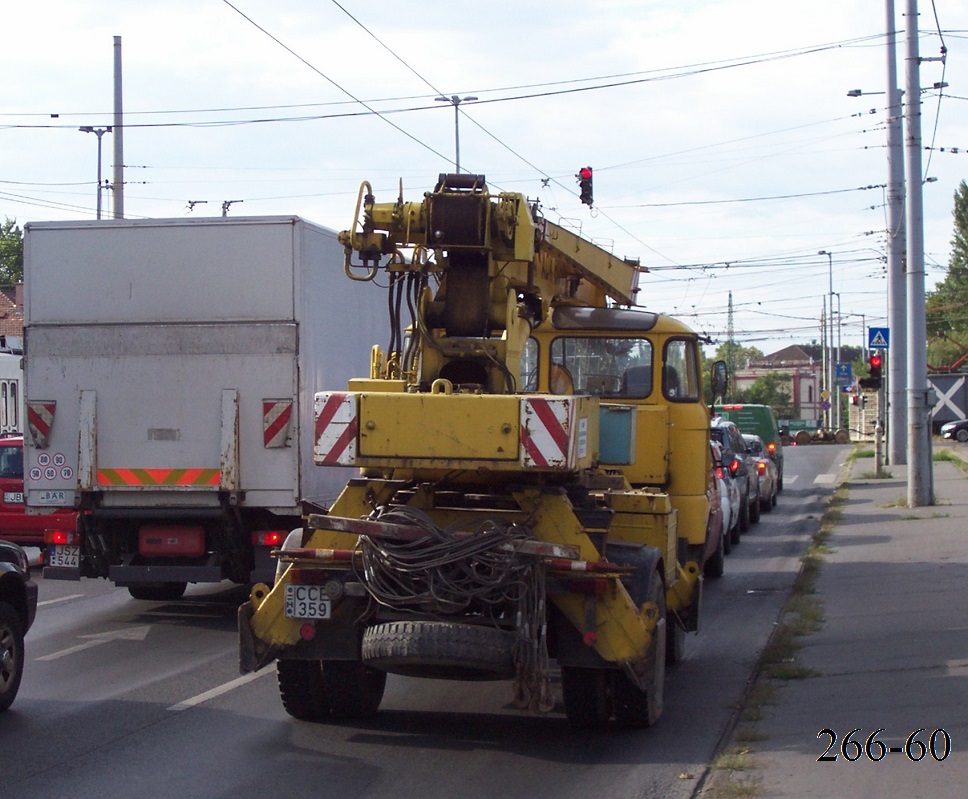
[[0, 445, 846, 799]]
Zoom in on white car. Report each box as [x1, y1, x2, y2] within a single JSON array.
[[712, 441, 739, 552]]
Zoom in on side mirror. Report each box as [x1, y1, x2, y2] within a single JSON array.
[[710, 360, 728, 403]]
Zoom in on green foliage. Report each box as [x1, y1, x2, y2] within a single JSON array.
[[926, 180, 968, 368], [0, 218, 24, 284]]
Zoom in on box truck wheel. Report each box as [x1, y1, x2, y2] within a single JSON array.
[[127, 582, 187, 601], [277, 659, 330, 720]]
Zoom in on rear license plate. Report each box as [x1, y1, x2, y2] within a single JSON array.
[[48, 544, 80, 568], [3, 492, 23, 504], [284, 585, 331, 619]]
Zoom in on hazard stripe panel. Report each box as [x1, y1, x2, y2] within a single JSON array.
[[520, 397, 576, 468], [97, 468, 221, 487], [27, 400, 57, 450], [314, 392, 358, 466], [263, 399, 294, 448]]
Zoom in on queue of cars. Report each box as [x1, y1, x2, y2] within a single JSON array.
[[0, 435, 75, 713], [703, 404, 784, 580], [0, 538, 36, 712]]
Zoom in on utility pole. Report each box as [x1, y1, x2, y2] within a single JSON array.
[[78, 126, 111, 219], [112, 35, 125, 219], [886, 0, 907, 465], [435, 95, 477, 173], [904, 0, 932, 505]]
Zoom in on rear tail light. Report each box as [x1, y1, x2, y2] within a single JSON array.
[[252, 530, 286, 547], [45, 529, 81, 545], [716, 467, 725, 479], [729, 459, 739, 475], [767, 442, 777, 457], [757, 462, 767, 475]]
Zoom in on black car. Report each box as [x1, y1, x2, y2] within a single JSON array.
[[940, 419, 968, 443], [1, 539, 37, 712], [710, 416, 759, 536]]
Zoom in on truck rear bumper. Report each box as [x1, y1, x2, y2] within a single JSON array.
[[110, 563, 223, 584]]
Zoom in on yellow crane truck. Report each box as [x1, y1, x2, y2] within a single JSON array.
[[239, 174, 723, 729]]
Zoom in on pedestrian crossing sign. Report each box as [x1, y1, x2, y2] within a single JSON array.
[[868, 327, 889, 349]]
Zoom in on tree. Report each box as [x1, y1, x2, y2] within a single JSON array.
[[927, 181, 968, 369], [0, 218, 24, 284]]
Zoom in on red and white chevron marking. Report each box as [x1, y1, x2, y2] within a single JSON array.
[[520, 397, 579, 469], [313, 392, 358, 466], [27, 400, 57, 450], [262, 399, 294, 448]]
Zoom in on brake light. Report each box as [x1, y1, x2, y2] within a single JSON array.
[[45, 529, 81, 545], [252, 530, 286, 547], [716, 467, 725, 479], [757, 461, 767, 475], [767, 441, 777, 456], [729, 459, 739, 475]]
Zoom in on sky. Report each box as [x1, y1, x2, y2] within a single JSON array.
[[2, 0, 967, 359]]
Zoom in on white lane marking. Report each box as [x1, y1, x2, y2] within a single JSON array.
[[37, 625, 152, 661], [783, 475, 798, 485], [38, 593, 85, 607], [167, 669, 275, 712], [814, 473, 838, 485]]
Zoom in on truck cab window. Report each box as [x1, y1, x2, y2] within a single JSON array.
[[550, 337, 653, 398], [663, 339, 699, 401]]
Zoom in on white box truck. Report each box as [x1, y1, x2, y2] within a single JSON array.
[[23, 216, 385, 599]]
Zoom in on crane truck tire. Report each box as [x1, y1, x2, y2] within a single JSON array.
[[361, 620, 516, 681], [322, 660, 387, 719], [277, 659, 330, 720]]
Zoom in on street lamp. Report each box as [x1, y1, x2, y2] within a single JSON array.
[[818, 250, 835, 429], [435, 95, 477, 173], [79, 126, 112, 219]]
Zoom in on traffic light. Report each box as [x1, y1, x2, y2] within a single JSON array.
[[868, 353, 882, 387], [577, 166, 593, 206], [859, 353, 883, 390]]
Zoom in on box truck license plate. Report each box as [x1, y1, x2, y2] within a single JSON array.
[[48, 545, 80, 568], [284, 585, 331, 619]]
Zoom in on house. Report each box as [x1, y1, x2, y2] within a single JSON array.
[[0, 285, 24, 351], [734, 345, 824, 422]]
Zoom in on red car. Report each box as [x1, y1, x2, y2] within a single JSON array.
[[0, 435, 78, 548]]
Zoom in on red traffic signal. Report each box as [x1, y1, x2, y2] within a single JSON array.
[[868, 354, 882, 380], [859, 352, 883, 390], [577, 166, 593, 206]]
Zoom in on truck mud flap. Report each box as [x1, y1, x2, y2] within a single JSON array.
[[238, 600, 280, 674]]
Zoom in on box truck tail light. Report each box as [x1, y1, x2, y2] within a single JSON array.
[[45, 529, 81, 545], [252, 530, 286, 547]]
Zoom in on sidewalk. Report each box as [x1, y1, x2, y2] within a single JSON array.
[[707, 449, 968, 798]]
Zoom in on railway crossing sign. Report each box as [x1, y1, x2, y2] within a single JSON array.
[[868, 327, 890, 349]]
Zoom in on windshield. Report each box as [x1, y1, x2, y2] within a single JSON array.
[[0, 444, 23, 479], [549, 337, 654, 398]]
